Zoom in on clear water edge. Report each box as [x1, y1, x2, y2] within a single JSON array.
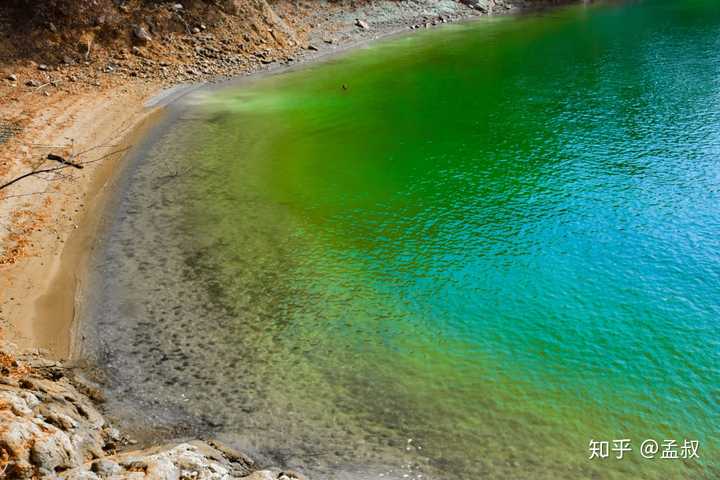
[[82, 1, 720, 478]]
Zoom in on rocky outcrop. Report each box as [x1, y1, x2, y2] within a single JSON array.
[[61, 442, 257, 480], [0, 352, 109, 478], [0, 348, 305, 479]]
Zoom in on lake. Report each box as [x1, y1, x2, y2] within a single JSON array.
[[83, 1, 720, 478]]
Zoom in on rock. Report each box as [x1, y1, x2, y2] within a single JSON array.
[[26, 79, 40, 87], [30, 428, 78, 476], [64, 471, 99, 480], [6, 73, 17, 82], [355, 18, 370, 30], [280, 470, 307, 480], [132, 25, 152, 44], [91, 458, 122, 476], [460, 0, 489, 13], [172, 3, 184, 10], [104, 427, 122, 449], [0, 415, 42, 462], [38, 64, 48, 71], [307, 44, 319, 51], [45, 411, 79, 430], [244, 471, 276, 480], [0, 350, 111, 477], [192, 26, 201, 34]]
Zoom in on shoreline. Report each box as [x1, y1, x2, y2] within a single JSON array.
[[0, 0, 585, 360], [0, 0, 590, 477], [0, 0, 491, 359], [65, 107, 170, 359]]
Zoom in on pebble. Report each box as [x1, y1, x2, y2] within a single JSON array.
[[355, 18, 370, 30], [133, 25, 152, 44]]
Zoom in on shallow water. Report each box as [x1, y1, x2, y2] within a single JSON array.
[[84, 1, 720, 478]]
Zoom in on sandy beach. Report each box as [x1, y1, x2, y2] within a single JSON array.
[[0, 82, 163, 357]]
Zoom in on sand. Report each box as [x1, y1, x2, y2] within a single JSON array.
[[0, 81, 164, 358]]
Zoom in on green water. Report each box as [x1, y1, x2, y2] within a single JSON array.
[[88, 1, 720, 478]]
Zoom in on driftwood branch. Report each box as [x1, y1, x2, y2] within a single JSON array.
[[0, 145, 131, 194], [0, 166, 69, 191], [47, 153, 84, 169]]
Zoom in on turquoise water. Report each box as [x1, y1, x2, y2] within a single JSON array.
[[87, 1, 720, 478]]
